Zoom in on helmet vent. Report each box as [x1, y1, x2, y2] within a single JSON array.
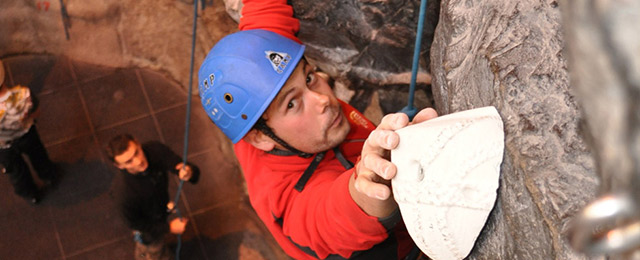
[[224, 93, 233, 103]]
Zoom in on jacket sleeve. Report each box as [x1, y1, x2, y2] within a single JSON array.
[[282, 168, 393, 259], [239, 0, 301, 43], [149, 142, 201, 184]]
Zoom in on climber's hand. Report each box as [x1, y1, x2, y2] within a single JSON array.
[[349, 108, 437, 218], [409, 108, 438, 127], [355, 113, 408, 200]]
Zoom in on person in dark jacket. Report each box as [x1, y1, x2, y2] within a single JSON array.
[[106, 134, 200, 260]]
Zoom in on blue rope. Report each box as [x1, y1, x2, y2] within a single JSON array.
[[399, 0, 428, 121], [171, 0, 199, 259]]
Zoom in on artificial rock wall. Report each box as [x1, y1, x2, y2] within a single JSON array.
[[0, 0, 237, 91], [430, 0, 599, 259], [0, 0, 435, 124], [560, 1, 640, 257], [1, 0, 617, 259], [285, 0, 601, 258], [222, 0, 439, 123]]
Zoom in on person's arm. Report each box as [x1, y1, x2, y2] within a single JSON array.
[[13, 86, 39, 123], [350, 108, 438, 218], [146, 142, 200, 183], [239, 0, 300, 43], [281, 167, 393, 259], [278, 109, 437, 258]]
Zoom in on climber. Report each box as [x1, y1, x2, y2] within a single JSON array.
[[198, 0, 437, 259]]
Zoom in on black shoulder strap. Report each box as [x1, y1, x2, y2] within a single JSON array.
[[294, 151, 326, 192], [333, 147, 354, 170]]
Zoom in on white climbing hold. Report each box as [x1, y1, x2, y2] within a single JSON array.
[[391, 106, 504, 260]]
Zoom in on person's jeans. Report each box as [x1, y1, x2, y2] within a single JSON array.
[[0, 126, 54, 198]]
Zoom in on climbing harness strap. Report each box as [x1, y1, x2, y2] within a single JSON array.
[[333, 147, 354, 170], [266, 148, 298, 156], [255, 118, 314, 158], [294, 151, 326, 192], [294, 147, 354, 192]]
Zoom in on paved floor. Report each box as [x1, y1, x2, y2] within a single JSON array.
[[0, 54, 290, 260]]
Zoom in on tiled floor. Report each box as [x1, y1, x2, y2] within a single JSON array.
[[0, 54, 290, 260]]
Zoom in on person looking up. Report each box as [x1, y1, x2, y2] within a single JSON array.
[[106, 134, 200, 260]]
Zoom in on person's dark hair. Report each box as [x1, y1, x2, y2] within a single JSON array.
[[106, 134, 137, 162]]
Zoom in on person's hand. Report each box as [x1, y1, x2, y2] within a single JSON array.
[[176, 163, 192, 181], [351, 108, 438, 215], [167, 201, 176, 213], [169, 217, 189, 234]]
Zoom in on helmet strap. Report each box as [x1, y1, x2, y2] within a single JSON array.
[[254, 118, 314, 158]]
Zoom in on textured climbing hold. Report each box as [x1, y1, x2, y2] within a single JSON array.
[[391, 106, 504, 260]]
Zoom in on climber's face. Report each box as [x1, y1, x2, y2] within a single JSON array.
[[260, 59, 351, 153]]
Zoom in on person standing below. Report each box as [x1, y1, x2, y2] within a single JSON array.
[[0, 59, 57, 205], [106, 134, 200, 260], [197, 0, 438, 259]]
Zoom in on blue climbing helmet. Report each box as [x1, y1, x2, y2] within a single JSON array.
[[198, 29, 306, 143]]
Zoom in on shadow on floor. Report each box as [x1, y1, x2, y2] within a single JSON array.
[[40, 161, 113, 207], [0, 54, 289, 260]]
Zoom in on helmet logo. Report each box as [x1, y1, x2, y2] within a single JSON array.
[[203, 73, 215, 90], [265, 51, 291, 74]]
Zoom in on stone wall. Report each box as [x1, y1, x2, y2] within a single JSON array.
[[222, 0, 439, 122], [2, 0, 626, 258], [561, 0, 640, 194], [0, 0, 237, 90], [269, 0, 603, 257], [561, 0, 640, 257], [1, 0, 435, 123], [431, 0, 599, 259]]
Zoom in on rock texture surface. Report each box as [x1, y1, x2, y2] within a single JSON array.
[[294, 0, 440, 117], [223, 0, 439, 120], [0, 0, 237, 92], [561, 1, 640, 193], [1, 0, 437, 123], [561, 0, 640, 256], [431, 0, 600, 259], [2, 0, 630, 258]]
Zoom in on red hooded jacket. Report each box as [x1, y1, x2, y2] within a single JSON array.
[[235, 1, 413, 259]]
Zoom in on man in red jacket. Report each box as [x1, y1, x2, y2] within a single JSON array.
[[198, 1, 437, 259]]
